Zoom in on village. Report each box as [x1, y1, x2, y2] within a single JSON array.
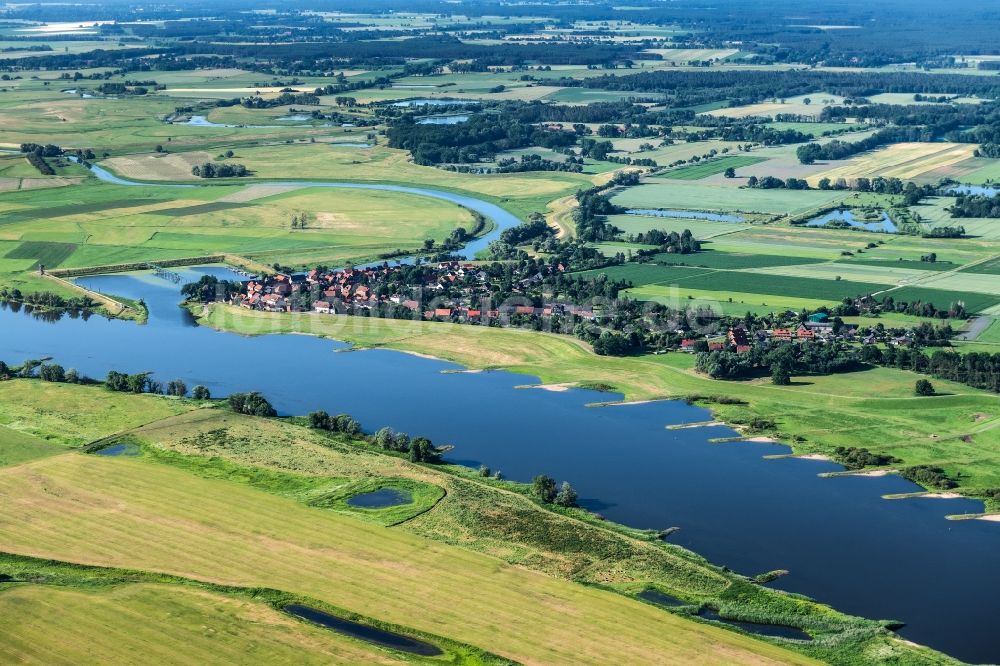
[[223, 260, 958, 356]]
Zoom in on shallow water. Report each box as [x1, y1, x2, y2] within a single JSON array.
[[347, 488, 413, 508], [625, 209, 745, 222], [805, 209, 898, 233], [699, 610, 812, 641], [93, 443, 140, 457], [390, 98, 473, 107], [1, 266, 998, 662], [949, 184, 999, 197], [417, 114, 469, 125], [283, 603, 443, 656]]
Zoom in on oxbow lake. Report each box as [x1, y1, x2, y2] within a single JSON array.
[[1, 265, 998, 663]]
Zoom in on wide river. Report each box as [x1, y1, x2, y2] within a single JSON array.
[[3, 266, 998, 663], [4, 165, 1000, 663]]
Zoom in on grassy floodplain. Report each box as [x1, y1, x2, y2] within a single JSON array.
[[0, 422, 822, 665], [0, 178, 485, 296], [196, 305, 1000, 493], [0, 380, 961, 665]]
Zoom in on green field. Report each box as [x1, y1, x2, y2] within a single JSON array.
[[662, 156, 767, 180], [653, 250, 822, 269], [579, 263, 884, 301], [0, 583, 415, 666], [0, 182, 480, 282], [613, 182, 847, 215]]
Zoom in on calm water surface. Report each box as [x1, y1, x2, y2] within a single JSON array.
[[2, 267, 998, 663]]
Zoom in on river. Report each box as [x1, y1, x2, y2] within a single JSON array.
[[2, 266, 998, 663], [82, 162, 518, 259], [9, 162, 1000, 663]]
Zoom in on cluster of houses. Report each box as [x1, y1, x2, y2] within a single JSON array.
[[237, 262, 597, 322], [679, 313, 859, 353]]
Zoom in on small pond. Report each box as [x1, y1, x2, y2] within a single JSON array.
[[93, 443, 140, 457], [391, 98, 472, 107], [625, 209, 745, 222], [805, 209, 898, 233], [949, 184, 999, 197], [283, 603, 443, 656], [417, 114, 469, 125], [637, 589, 687, 607], [699, 609, 812, 641], [347, 488, 413, 508]]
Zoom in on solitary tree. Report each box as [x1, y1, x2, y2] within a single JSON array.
[[723, 167, 736, 178], [554, 481, 578, 507], [915, 379, 935, 396], [191, 385, 211, 400]]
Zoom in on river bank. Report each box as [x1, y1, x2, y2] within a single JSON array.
[[3, 266, 999, 661], [193, 302, 1000, 502]]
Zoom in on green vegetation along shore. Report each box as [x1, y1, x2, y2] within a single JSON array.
[[195, 305, 1000, 507], [0, 378, 959, 665]]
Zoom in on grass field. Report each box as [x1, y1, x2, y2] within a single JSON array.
[[0, 182, 478, 278], [100, 143, 592, 221], [613, 181, 846, 215], [705, 94, 847, 120], [652, 250, 823, 270], [662, 156, 767, 180], [0, 380, 196, 448], [0, 451, 817, 666], [807, 143, 979, 186], [0, 583, 411, 665]]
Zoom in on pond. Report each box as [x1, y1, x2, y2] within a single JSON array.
[[177, 115, 282, 129], [417, 115, 469, 125], [93, 443, 140, 457], [390, 98, 473, 107], [698, 610, 812, 641], [636, 589, 687, 607], [949, 184, 999, 197], [347, 488, 413, 508], [1, 266, 998, 663], [283, 604, 443, 656], [625, 209, 745, 222], [805, 209, 898, 233]]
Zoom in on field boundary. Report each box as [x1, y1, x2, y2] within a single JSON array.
[[40, 272, 130, 315], [47, 255, 226, 278]]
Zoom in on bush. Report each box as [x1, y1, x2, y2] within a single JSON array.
[[38, 363, 65, 383], [901, 465, 957, 490], [191, 385, 211, 400], [914, 379, 935, 396]]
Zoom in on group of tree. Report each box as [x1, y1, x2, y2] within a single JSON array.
[[180, 275, 243, 303], [531, 475, 578, 507], [191, 162, 249, 178], [949, 193, 1000, 218], [696, 342, 860, 384], [628, 228, 700, 254]]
